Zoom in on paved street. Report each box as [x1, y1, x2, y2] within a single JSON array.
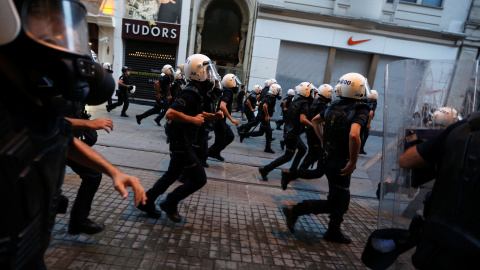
[[45, 102, 413, 269]]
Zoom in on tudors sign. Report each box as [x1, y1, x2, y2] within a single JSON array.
[[122, 18, 180, 44]]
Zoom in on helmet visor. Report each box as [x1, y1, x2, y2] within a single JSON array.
[[363, 78, 372, 98], [22, 0, 90, 56], [205, 61, 222, 89], [234, 76, 242, 87]]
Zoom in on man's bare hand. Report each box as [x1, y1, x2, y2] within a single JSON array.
[[232, 119, 239, 126], [90, 118, 113, 133], [340, 161, 356, 177], [265, 115, 271, 122], [192, 114, 205, 126], [112, 172, 147, 206], [215, 111, 224, 120]]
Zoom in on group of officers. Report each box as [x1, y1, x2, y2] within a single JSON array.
[[1, 0, 477, 269]]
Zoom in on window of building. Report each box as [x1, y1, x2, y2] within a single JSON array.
[[399, 0, 443, 7]]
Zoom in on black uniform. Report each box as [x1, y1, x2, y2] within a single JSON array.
[[136, 74, 172, 125], [244, 92, 258, 123], [194, 91, 216, 167], [142, 84, 206, 222], [360, 97, 377, 154], [62, 100, 104, 233], [1, 75, 74, 269], [284, 98, 369, 243], [275, 95, 294, 130], [240, 93, 276, 151], [260, 97, 309, 180], [298, 97, 329, 174], [107, 73, 131, 115], [208, 89, 235, 160]]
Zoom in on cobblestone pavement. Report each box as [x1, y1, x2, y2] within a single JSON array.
[[44, 103, 414, 269]]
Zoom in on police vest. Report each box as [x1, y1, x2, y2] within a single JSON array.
[[245, 94, 257, 109], [412, 112, 480, 269], [308, 99, 327, 121], [323, 100, 367, 158], [164, 85, 203, 145], [216, 89, 234, 114], [284, 98, 309, 135]]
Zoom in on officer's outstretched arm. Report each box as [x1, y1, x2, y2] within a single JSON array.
[[220, 101, 238, 125], [166, 108, 204, 126], [66, 117, 113, 133], [340, 123, 361, 176], [67, 138, 147, 206], [399, 145, 428, 169], [300, 114, 313, 128]]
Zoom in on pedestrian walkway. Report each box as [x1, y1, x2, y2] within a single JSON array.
[[45, 103, 414, 269]]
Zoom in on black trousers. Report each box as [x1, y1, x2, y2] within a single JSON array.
[[275, 111, 287, 128], [245, 109, 255, 123], [264, 134, 306, 172], [66, 158, 102, 223], [243, 120, 273, 148], [360, 125, 370, 151], [146, 145, 207, 206], [109, 91, 129, 114], [193, 126, 210, 163], [299, 128, 323, 171], [208, 120, 234, 156], [155, 100, 169, 122], [139, 103, 162, 119], [295, 157, 351, 229]]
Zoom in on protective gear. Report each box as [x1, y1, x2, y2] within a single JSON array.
[[222, 73, 241, 93], [287, 89, 295, 96], [184, 54, 220, 92], [129, 85, 136, 94], [284, 98, 309, 135], [122, 66, 131, 73], [163, 64, 174, 77], [264, 78, 277, 88], [268, 83, 282, 96], [335, 73, 369, 100], [254, 84, 262, 94], [177, 64, 185, 75], [295, 82, 313, 98], [432, 107, 458, 126], [367, 89, 378, 100], [323, 100, 368, 157], [318, 84, 333, 99], [175, 69, 183, 80]]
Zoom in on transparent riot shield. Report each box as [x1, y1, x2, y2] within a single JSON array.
[[378, 59, 479, 232]]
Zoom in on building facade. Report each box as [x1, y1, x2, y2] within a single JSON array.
[[85, 0, 480, 129]]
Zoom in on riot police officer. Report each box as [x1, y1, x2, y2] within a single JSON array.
[[360, 89, 378, 155], [136, 54, 223, 221], [135, 64, 175, 125], [0, 1, 146, 268], [258, 82, 313, 181], [208, 74, 240, 161], [244, 85, 261, 123], [106, 66, 134, 117], [282, 73, 370, 244], [276, 89, 295, 130], [239, 84, 282, 153]]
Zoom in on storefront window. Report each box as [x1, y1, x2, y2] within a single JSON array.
[[400, 0, 443, 7]]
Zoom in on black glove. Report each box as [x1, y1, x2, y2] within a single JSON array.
[[128, 85, 134, 90]]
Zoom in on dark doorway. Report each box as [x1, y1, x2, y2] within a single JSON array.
[[201, 0, 242, 69]]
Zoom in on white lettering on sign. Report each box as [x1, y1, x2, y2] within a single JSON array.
[[124, 22, 178, 39]]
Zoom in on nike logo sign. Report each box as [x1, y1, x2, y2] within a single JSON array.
[[348, 37, 371, 45]]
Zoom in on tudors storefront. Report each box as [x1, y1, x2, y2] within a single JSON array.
[[122, 18, 180, 105]]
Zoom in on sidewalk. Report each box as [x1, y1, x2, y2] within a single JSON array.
[[45, 103, 413, 269]]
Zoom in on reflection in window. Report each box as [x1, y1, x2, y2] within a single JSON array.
[[399, 0, 443, 7]]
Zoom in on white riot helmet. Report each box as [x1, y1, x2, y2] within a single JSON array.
[[433, 107, 458, 126], [287, 89, 295, 96], [265, 78, 277, 88], [295, 82, 313, 98], [163, 64, 174, 77], [317, 84, 333, 99], [254, 84, 262, 94], [368, 89, 378, 100], [335, 72, 369, 100], [222, 73, 241, 89], [184, 54, 221, 90], [175, 69, 183, 80], [103, 62, 113, 73], [177, 64, 185, 75], [268, 83, 282, 96]]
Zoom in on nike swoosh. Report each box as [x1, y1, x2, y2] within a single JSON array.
[[348, 37, 371, 45]]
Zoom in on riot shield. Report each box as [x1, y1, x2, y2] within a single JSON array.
[[378, 59, 479, 231]]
